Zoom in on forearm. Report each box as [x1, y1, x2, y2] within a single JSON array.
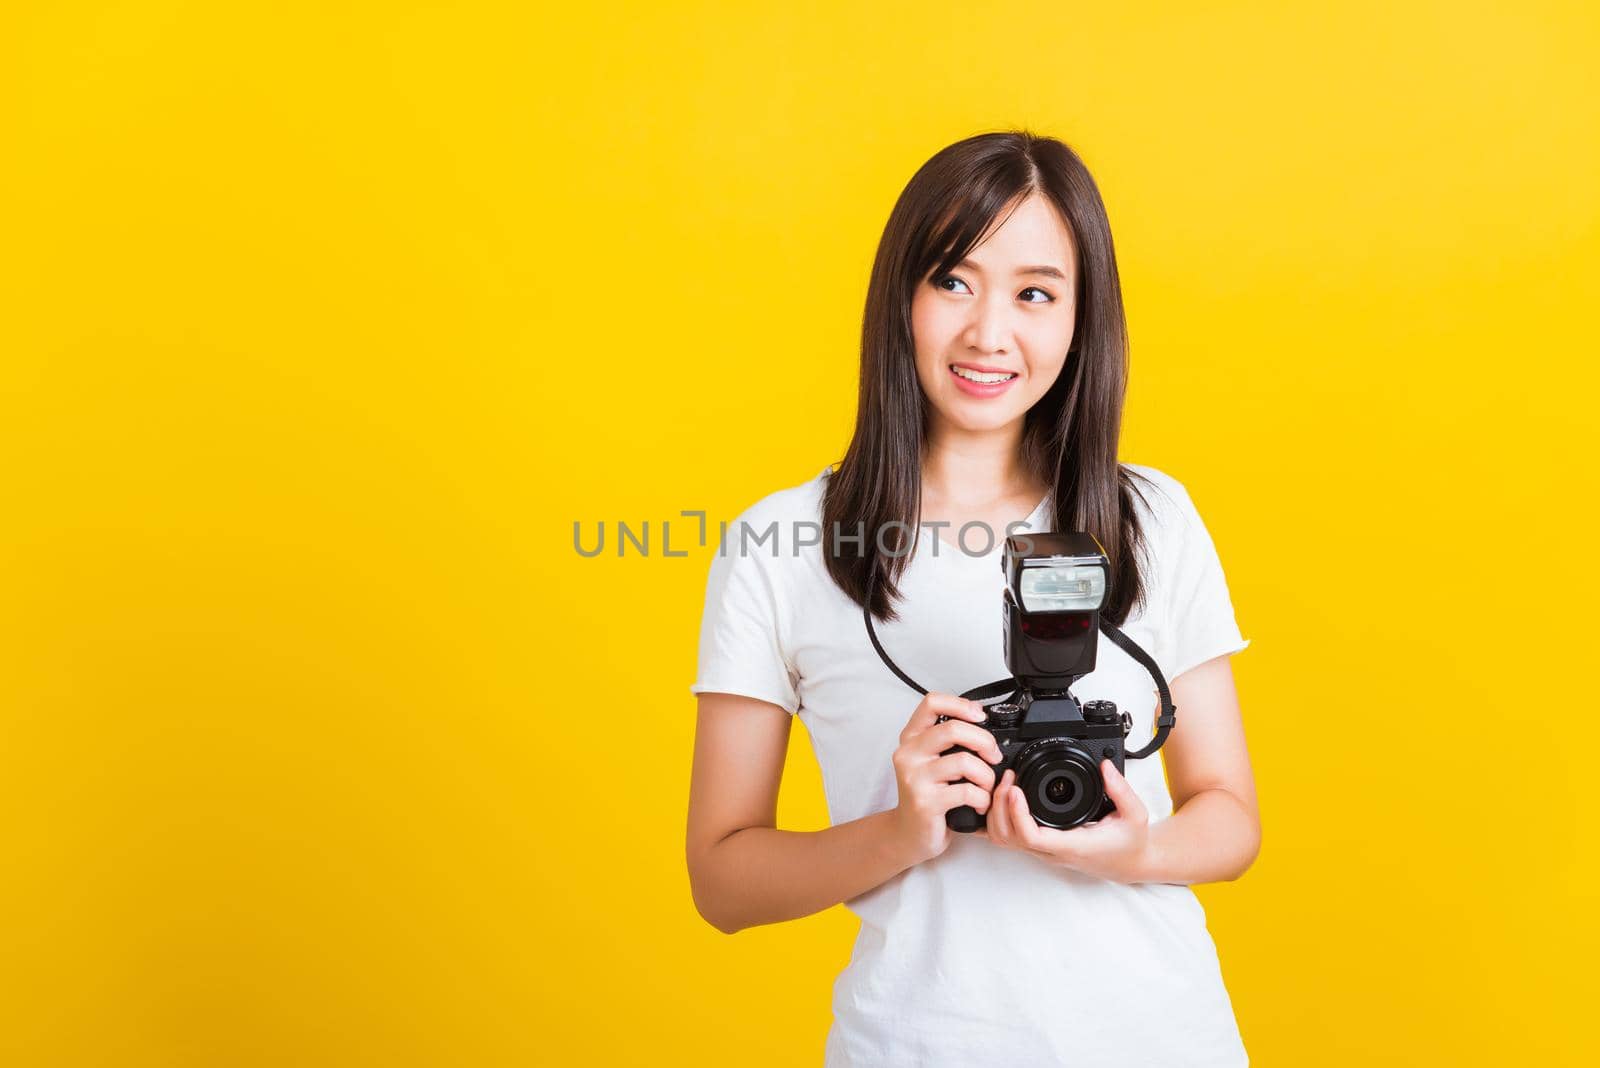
[[1134, 788, 1261, 885], [691, 809, 920, 934]]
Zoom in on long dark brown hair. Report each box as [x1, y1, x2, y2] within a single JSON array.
[[823, 129, 1155, 624]]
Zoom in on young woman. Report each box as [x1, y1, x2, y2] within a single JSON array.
[[686, 130, 1259, 1066]]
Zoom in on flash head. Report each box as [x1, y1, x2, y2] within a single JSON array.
[[1005, 533, 1109, 611], [1002, 532, 1110, 690]]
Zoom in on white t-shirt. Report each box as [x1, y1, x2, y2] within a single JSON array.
[[690, 463, 1252, 1067]]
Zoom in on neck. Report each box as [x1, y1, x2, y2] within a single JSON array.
[[921, 417, 1042, 507]]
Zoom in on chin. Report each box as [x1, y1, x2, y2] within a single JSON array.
[[940, 403, 1026, 434]]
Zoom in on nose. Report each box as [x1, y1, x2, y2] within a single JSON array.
[[962, 290, 1014, 354]]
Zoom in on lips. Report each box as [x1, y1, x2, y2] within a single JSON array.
[[948, 363, 1020, 397]]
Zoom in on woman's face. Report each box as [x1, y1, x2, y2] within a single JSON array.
[[910, 192, 1080, 438]]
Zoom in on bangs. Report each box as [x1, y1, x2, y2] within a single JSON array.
[[916, 181, 1036, 284]]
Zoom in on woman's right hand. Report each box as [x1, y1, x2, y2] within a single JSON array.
[[888, 693, 1004, 864]]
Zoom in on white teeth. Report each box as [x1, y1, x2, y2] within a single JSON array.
[[952, 366, 1017, 384]]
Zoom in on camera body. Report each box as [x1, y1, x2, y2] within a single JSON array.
[[942, 693, 1131, 832], [940, 531, 1134, 832]]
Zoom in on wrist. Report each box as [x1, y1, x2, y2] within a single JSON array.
[[877, 808, 933, 870]]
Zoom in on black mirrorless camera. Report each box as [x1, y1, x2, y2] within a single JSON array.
[[939, 532, 1136, 833]]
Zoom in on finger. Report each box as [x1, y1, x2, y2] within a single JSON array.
[[901, 693, 985, 740], [927, 752, 997, 792], [918, 720, 1004, 763], [1009, 784, 1057, 856], [1101, 760, 1148, 823], [988, 769, 1015, 844], [1009, 788, 1088, 860], [941, 781, 991, 815]]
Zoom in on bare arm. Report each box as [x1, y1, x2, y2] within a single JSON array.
[[686, 690, 1000, 934], [1138, 652, 1261, 883], [685, 693, 915, 933]]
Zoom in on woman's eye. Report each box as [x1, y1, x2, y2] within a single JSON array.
[[935, 275, 1054, 304]]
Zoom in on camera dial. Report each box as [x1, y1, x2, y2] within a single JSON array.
[[1081, 699, 1133, 737], [984, 702, 1023, 728], [1082, 699, 1118, 723]]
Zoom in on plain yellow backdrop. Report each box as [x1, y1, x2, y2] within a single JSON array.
[[3, 1, 1596, 1064]]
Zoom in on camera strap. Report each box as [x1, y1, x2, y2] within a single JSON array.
[[862, 602, 1178, 761]]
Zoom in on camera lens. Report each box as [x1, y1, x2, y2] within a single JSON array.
[[1046, 776, 1077, 805], [1014, 739, 1102, 829]]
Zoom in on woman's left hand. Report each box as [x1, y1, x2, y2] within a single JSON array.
[[979, 761, 1153, 882]]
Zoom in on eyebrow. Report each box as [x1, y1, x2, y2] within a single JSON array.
[[955, 258, 1067, 280]]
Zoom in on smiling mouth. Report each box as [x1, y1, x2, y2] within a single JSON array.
[[950, 364, 1018, 384]]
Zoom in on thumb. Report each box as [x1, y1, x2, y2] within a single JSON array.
[[1102, 760, 1147, 821]]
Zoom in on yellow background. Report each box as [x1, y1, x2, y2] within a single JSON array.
[[3, 2, 1596, 1064]]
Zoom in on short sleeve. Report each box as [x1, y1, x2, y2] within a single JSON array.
[[1157, 480, 1251, 681], [688, 527, 800, 714]]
